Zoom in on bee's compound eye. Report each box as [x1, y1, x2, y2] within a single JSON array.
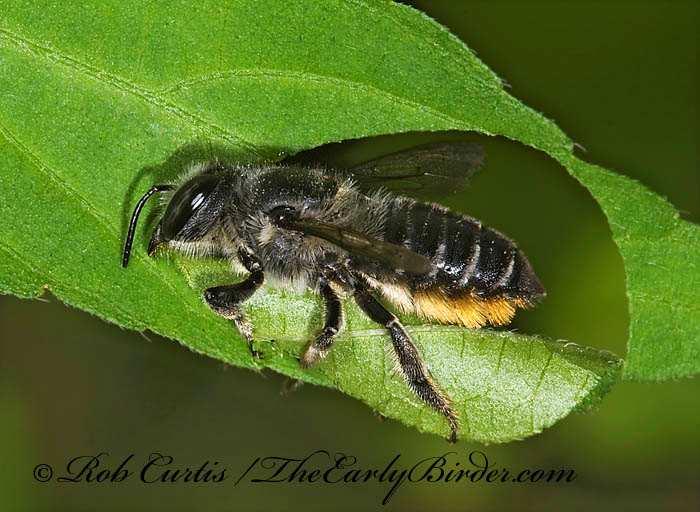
[[161, 175, 219, 240]]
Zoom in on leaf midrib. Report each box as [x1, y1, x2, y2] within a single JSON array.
[[0, 24, 479, 148], [0, 26, 259, 155]]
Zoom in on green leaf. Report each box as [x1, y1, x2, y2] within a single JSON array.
[[0, 0, 691, 440], [556, 157, 699, 381]]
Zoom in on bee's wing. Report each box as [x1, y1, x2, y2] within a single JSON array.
[[285, 141, 484, 198], [346, 141, 484, 197], [281, 216, 432, 275]]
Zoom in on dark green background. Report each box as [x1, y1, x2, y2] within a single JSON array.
[[2, 1, 698, 510]]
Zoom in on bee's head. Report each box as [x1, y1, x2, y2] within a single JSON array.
[[122, 168, 225, 267]]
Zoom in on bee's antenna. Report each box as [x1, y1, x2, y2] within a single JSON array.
[[122, 184, 174, 268]]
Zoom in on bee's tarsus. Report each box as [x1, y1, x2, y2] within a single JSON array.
[[249, 345, 263, 360], [447, 427, 458, 444]]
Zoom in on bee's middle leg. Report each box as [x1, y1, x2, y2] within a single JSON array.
[[301, 278, 344, 367]]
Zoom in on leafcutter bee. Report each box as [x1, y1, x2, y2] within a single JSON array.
[[122, 141, 545, 442]]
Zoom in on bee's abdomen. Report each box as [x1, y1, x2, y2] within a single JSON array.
[[383, 198, 544, 302]]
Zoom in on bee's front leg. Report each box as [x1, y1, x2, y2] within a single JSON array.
[[204, 248, 264, 359], [300, 278, 344, 367]]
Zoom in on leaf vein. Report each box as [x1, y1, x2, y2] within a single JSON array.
[[0, 26, 261, 157], [160, 69, 468, 129]]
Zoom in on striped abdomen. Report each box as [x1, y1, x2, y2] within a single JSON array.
[[377, 197, 545, 328]]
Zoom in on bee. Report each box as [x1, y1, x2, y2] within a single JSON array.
[[122, 141, 545, 442]]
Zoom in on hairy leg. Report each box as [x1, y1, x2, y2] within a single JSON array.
[[204, 248, 264, 358], [301, 278, 344, 367], [353, 277, 459, 442]]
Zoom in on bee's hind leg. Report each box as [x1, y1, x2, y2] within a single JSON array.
[[352, 276, 459, 443], [301, 278, 343, 367], [204, 248, 264, 359]]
